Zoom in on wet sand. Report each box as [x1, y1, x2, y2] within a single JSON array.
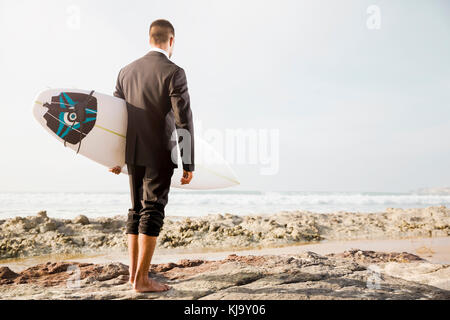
[[2, 236, 449, 272]]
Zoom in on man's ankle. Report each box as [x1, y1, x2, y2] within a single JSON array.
[[134, 273, 146, 283]]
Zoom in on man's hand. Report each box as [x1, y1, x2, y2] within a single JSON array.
[[181, 170, 193, 185], [109, 166, 122, 175]]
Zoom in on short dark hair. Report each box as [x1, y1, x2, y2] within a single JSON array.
[[149, 19, 175, 44]]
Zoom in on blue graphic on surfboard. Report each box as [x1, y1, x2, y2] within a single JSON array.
[[33, 88, 239, 190], [42, 91, 97, 151]]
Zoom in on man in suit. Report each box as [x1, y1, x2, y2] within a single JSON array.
[[109, 19, 194, 293]]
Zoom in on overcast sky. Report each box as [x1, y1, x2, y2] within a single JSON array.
[[0, 0, 449, 192]]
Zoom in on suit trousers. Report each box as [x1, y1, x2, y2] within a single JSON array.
[[126, 163, 174, 237]]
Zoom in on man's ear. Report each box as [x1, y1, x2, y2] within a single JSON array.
[[169, 36, 174, 47]]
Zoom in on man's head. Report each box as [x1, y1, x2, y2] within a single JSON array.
[[149, 19, 175, 58]]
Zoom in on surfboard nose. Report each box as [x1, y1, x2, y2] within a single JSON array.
[[32, 100, 46, 121], [32, 89, 53, 122]]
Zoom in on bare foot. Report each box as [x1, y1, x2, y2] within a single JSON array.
[[133, 278, 171, 293]]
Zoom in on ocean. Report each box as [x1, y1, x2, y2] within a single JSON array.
[[1, 191, 450, 220]]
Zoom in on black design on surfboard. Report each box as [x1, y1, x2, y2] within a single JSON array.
[[43, 91, 97, 153]]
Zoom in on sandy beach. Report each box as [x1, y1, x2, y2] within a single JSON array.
[[0, 206, 449, 299]]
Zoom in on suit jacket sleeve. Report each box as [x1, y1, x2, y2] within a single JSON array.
[[169, 67, 195, 172], [113, 69, 125, 99]]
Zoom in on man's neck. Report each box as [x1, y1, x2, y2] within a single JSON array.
[[149, 46, 170, 59]]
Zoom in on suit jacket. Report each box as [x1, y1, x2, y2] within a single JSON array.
[[114, 51, 195, 172]]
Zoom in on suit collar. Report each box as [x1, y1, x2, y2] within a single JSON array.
[[147, 47, 170, 60]]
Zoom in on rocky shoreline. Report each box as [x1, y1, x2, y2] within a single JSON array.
[[0, 250, 448, 300], [0, 206, 449, 260]]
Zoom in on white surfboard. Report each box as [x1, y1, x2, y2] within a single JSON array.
[[32, 88, 239, 190]]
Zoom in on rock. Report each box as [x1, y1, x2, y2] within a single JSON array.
[[40, 221, 57, 233], [329, 250, 424, 264], [0, 267, 19, 284], [0, 262, 128, 288], [22, 219, 37, 230], [73, 215, 90, 225], [379, 261, 450, 291], [0, 206, 449, 259], [0, 251, 448, 300], [37, 211, 48, 219]]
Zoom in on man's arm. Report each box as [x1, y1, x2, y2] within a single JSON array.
[[109, 69, 124, 175], [169, 67, 195, 173], [113, 68, 125, 99]]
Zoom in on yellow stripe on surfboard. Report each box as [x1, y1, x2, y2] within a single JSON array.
[[197, 163, 240, 185], [94, 124, 125, 138]]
